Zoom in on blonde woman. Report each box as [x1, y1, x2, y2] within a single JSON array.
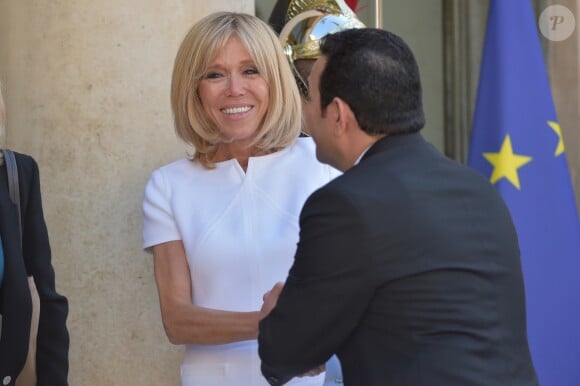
[[142, 12, 338, 386]]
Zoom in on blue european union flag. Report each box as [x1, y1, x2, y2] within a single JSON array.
[[468, 1, 580, 385]]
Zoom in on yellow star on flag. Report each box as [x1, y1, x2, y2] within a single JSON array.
[[548, 120, 565, 156], [483, 135, 532, 190]]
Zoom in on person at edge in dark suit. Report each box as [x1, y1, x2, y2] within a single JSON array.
[[258, 28, 539, 386], [0, 84, 69, 386]]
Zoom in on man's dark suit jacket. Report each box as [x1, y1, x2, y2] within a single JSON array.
[[259, 133, 538, 386], [0, 152, 69, 386]]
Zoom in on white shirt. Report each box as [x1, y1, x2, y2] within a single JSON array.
[[143, 138, 340, 386]]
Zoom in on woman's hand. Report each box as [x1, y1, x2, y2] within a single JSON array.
[[260, 282, 284, 319]]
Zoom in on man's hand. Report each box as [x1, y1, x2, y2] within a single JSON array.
[[260, 282, 284, 319]]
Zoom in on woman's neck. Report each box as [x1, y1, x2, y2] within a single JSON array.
[[212, 143, 257, 172]]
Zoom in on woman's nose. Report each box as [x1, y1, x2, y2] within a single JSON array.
[[226, 74, 245, 96]]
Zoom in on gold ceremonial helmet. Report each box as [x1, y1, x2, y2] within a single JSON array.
[[279, 0, 366, 98]]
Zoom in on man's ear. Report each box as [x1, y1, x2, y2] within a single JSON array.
[[332, 97, 357, 134]]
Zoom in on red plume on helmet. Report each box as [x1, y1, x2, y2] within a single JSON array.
[[345, 0, 360, 11]]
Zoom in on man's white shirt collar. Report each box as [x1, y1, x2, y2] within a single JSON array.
[[354, 146, 372, 165]]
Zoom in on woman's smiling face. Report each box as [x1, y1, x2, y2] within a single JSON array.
[[198, 35, 270, 145]]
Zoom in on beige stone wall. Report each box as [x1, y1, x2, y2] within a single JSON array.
[[1, 1, 578, 385], [0, 1, 253, 385]]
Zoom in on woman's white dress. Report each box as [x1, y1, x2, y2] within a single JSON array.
[[142, 138, 340, 386]]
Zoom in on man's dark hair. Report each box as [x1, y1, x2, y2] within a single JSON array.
[[319, 28, 425, 135]]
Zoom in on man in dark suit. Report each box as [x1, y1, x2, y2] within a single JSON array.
[[258, 28, 538, 386]]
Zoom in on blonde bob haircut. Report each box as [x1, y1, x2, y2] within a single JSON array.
[[171, 12, 302, 168]]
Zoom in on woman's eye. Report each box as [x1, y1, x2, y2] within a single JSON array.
[[244, 67, 259, 75], [204, 72, 223, 79]]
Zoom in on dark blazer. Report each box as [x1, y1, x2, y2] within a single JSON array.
[[259, 133, 538, 386], [0, 151, 69, 386]]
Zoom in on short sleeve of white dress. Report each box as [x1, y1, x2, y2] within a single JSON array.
[[142, 168, 181, 251]]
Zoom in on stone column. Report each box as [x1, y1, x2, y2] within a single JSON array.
[[0, 1, 253, 384], [547, 0, 580, 212]]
